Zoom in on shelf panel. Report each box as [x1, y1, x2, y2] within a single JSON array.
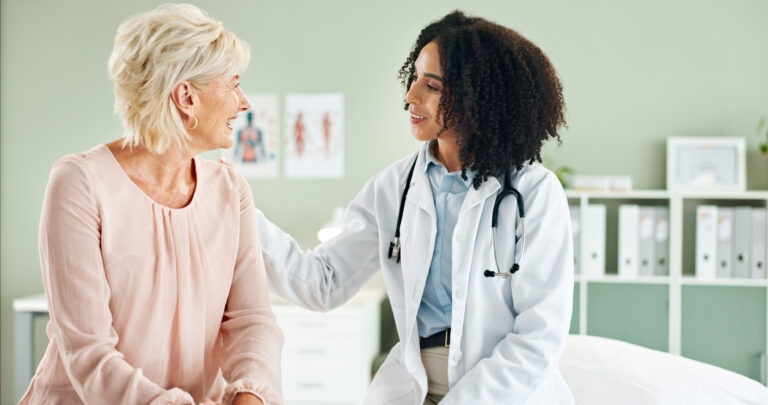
[[576, 274, 670, 284], [565, 189, 768, 201], [574, 275, 768, 287], [565, 190, 669, 199], [682, 285, 767, 382], [587, 283, 669, 352], [676, 191, 768, 200], [680, 277, 768, 287]]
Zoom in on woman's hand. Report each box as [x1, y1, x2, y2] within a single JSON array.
[[232, 392, 263, 405]]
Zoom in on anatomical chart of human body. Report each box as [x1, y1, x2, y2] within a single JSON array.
[[223, 94, 279, 178], [284, 93, 344, 178]]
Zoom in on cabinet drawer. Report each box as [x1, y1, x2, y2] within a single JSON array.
[[284, 371, 368, 402], [283, 337, 364, 373], [276, 315, 360, 338]]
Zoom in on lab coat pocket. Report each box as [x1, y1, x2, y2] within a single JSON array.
[[364, 343, 419, 405]]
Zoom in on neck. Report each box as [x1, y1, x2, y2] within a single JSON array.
[[108, 140, 196, 190], [432, 137, 462, 172]]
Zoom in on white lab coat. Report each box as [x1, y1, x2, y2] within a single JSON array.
[[256, 142, 574, 405]]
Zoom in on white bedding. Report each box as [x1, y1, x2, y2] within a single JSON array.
[[560, 335, 768, 405]]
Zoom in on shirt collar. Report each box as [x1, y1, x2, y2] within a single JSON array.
[[424, 140, 475, 189]]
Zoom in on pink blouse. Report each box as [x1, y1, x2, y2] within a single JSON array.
[[20, 144, 283, 404]]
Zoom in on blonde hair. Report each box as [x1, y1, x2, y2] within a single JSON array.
[[108, 3, 250, 153]]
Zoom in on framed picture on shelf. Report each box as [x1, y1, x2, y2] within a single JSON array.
[[666, 137, 746, 192]]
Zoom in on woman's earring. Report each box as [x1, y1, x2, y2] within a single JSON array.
[[188, 116, 198, 130]]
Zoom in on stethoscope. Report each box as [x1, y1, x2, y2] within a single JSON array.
[[388, 155, 526, 278]]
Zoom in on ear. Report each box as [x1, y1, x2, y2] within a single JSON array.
[[171, 81, 196, 118]]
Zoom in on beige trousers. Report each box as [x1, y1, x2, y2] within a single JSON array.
[[421, 346, 450, 405]]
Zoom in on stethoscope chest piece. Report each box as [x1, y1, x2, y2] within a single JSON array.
[[388, 237, 402, 263]]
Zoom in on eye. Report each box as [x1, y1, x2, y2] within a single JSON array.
[[233, 82, 241, 89], [427, 84, 439, 91]]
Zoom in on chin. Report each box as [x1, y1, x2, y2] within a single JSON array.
[[411, 129, 437, 142], [219, 136, 234, 149]]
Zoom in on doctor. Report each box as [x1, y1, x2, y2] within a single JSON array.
[[255, 10, 574, 405]]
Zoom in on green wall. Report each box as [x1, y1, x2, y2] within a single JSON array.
[[2, 0, 768, 402]]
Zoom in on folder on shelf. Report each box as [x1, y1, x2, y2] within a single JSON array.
[[569, 205, 580, 275], [752, 208, 767, 280], [654, 206, 669, 276], [716, 207, 733, 279], [696, 205, 718, 279], [618, 205, 639, 278], [583, 204, 606, 277], [638, 206, 656, 277], [731, 206, 751, 279]]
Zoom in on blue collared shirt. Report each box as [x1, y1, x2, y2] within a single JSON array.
[[417, 142, 475, 338]]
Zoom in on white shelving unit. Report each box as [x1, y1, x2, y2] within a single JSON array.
[[566, 189, 768, 385]]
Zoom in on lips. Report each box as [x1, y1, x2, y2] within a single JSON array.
[[226, 116, 237, 130], [410, 110, 426, 124]]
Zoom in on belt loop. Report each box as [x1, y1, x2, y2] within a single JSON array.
[[444, 327, 451, 347]]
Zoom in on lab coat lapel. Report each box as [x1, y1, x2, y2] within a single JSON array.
[[407, 153, 436, 219], [401, 147, 436, 346], [450, 177, 501, 351], [459, 176, 500, 217]]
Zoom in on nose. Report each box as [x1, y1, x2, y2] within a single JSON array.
[[238, 88, 251, 111], [405, 81, 420, 106]]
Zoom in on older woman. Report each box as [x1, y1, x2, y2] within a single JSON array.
[[19, 4, 282, 405]]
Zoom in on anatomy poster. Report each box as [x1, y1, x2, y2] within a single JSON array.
[[284, 93, 344, 178], [222, 94, 279, 178]]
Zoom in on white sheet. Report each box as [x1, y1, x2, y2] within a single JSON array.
[[560, 335, 768, 405]]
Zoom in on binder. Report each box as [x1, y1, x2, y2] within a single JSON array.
[[618, 205, 640, 278], [731, 207, 751, 279], [569, 205, 580, 275], [695, 205, 717, 279], [638, 206, 656, 276], [752, 208, 767, 279], [716, 208, 733, 278], [654, 207, 669, 276], [584, 204, 606, 277]]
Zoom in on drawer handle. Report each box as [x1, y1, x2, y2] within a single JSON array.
[[297, 322, 327, 328], [297, 382, 325, 389], [297, 348, 326, 355]]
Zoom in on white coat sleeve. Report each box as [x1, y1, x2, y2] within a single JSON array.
[[255, 177, 382, 311], [442, 172, 574, 404]]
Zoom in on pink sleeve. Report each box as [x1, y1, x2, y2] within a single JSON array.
[[39, 159, 195, 405], [219, 175, 284, 405]]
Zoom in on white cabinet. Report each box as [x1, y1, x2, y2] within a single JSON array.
[[271, 288, 385, 404]]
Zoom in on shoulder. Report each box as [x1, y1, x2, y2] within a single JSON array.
[[43, 145, 116, 209], [510, 162, 566, 206], [47, 145, 113, 190], [198, 157, 252, 206], [368, 149, 422, 191]]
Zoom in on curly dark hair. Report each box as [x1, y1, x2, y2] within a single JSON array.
[[399, 10, 566, 189]]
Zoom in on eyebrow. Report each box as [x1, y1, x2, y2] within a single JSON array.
[[415, 72, 443, 82]]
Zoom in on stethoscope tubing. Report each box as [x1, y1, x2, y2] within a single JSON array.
[[389, 152, 525, 278]]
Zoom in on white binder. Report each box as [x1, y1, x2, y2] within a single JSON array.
[[654, 206, 669, 276], [584, 204, 606, 277], [695, 205, 718, 279], [638, 206, 656, 276], [569, 205, 580, 275], [716, 207, 733, 278], [618, 205, 639, 278], [731, 206, 751, 279], [752, 208, 767, 279]]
